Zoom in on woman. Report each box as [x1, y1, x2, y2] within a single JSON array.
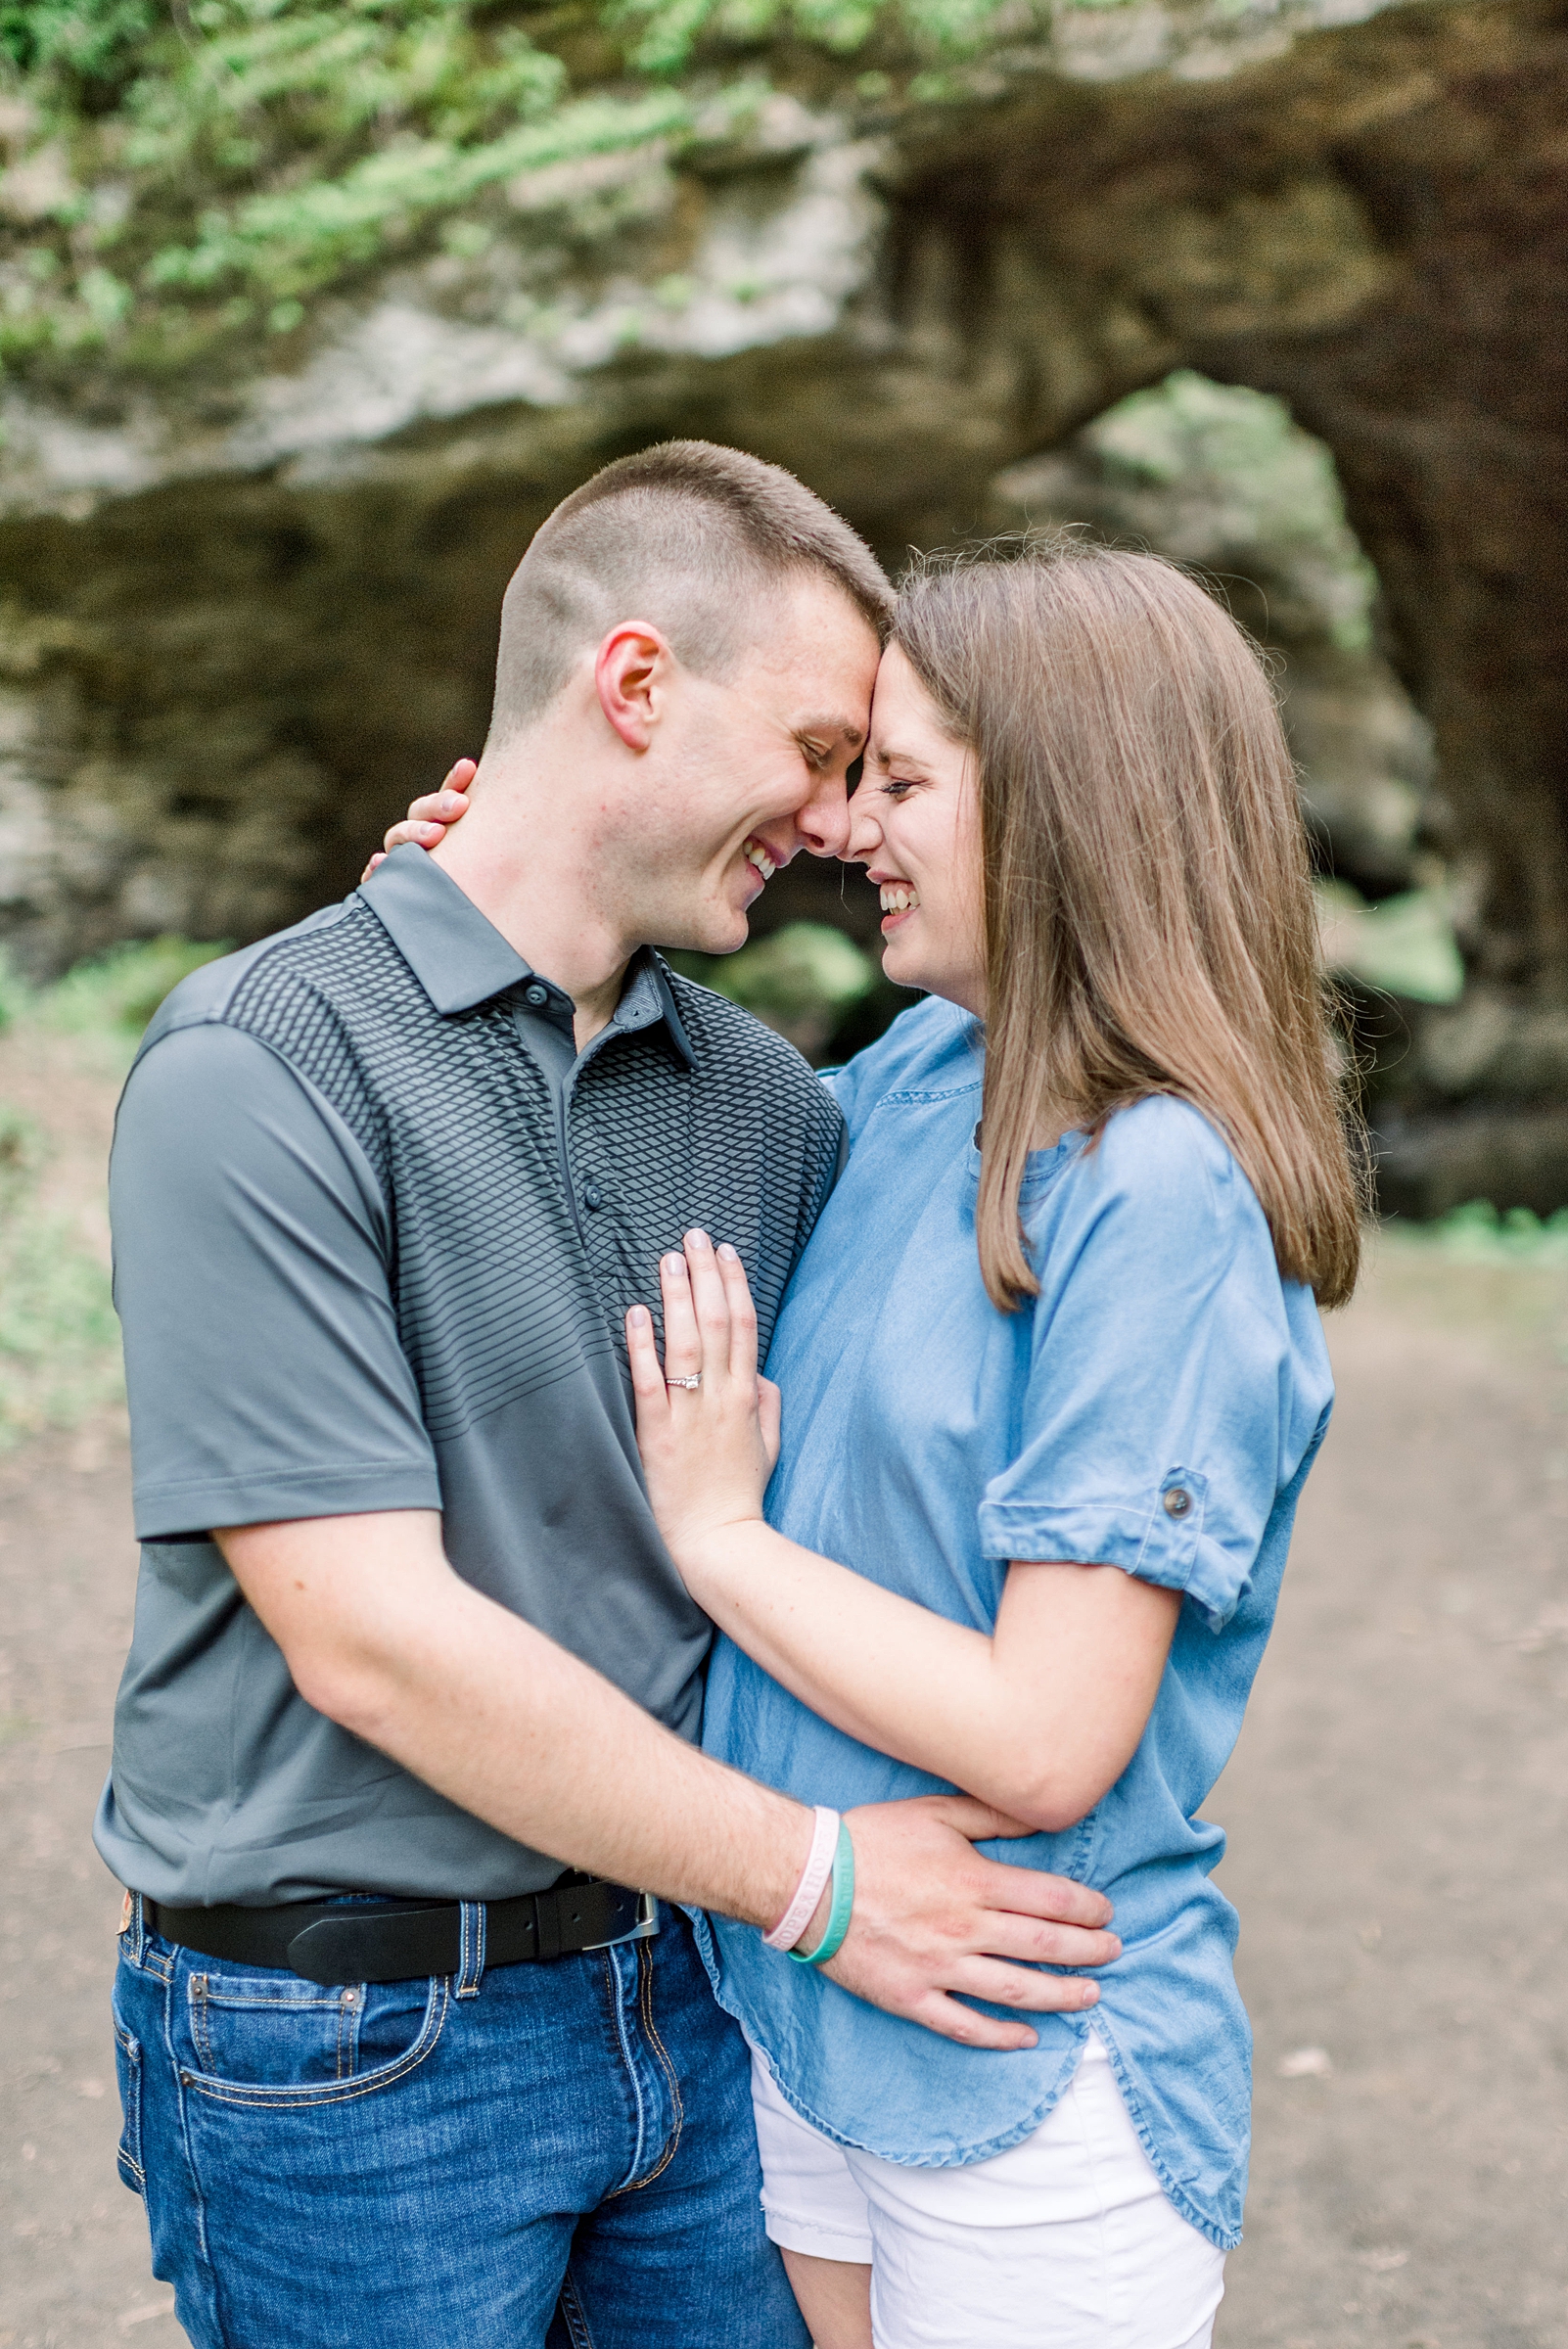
[[390, 541, 1358, 2349]]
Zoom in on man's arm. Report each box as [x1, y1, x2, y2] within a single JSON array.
[[221, 1510, 1121, 2051]]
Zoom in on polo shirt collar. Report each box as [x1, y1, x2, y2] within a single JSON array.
[[359, 843, 696, 1067]]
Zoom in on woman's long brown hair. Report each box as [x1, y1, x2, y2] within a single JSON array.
[[891, 539, 1364, 1312]]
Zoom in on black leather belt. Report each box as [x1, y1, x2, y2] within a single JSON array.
[[141, 1873, 657, 1987]]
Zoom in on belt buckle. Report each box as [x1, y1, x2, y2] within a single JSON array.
[[581, 1891, 660, 1954]]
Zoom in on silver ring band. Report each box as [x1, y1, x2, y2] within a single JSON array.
[[666, 1373, 702, 1391]]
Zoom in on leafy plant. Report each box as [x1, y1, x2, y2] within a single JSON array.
[[0, 0, 1050, 384]]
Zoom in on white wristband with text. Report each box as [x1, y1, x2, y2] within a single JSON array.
[[763, 1805, 841, 1952]]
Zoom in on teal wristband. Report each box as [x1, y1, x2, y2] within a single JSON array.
[[789, 1820, 854, 1967]]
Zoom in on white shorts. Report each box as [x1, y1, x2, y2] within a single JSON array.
[[750, 2034, 1226, 2349]]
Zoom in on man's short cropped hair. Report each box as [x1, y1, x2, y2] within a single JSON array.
[[488, 441, 894, 740]]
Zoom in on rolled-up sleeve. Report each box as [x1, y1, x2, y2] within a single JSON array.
[[976, 1102, 1296, 1632], [111, 1021, 440, 1540]]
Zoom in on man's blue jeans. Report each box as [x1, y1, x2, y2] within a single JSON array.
[[113, 1897, 810, 2348]]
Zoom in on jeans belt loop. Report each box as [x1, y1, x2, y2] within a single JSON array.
[[127, 1888, 148, 1966], [455, 1900, 486, 1998]]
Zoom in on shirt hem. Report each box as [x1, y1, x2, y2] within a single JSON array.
[[686, 1910, 1243, 2252]]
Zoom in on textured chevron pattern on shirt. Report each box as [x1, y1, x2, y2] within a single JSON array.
[[221, 901, 841, 1443]]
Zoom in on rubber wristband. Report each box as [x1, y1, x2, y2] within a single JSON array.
[[763, 1806, 840, 1952], [790, 1819, 854, 1968]]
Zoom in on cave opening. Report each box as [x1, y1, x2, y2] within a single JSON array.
[[739, 371, 1460, 1070]]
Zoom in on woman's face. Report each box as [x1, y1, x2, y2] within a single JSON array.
[[847, 642, 986, 1019]]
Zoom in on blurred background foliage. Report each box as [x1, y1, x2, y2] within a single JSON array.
[[0, 935, 223, 1446], [0, 0, 1056, 384]]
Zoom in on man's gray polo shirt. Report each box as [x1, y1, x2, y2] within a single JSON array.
[[94, 845, 844, 1908]]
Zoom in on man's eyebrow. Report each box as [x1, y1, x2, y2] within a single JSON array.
[[796, 714, 867, 749]]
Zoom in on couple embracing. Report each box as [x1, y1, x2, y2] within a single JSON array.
[[100, 441, 1356, 2349]]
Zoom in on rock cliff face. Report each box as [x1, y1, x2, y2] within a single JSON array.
[[2, 0, 1565, 1208]]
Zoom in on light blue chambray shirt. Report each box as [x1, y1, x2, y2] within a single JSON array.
[[695, 995, 1334, 2250]]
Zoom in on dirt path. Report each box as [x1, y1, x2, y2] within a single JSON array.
[[1, 1193, 1564, 2344]]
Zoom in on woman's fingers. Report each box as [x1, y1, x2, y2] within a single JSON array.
[[624, 1305, 669, 1426], [682, 1230, 734, 1371], [382, 816, 443, 852], [381, 759, 479, 854], [715, 1242, 760, 1383], [659, 1251, 704, 1381]]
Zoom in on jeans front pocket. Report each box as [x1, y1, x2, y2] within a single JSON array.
[[179, 1959, 447, 2111], [113, 2005, 145, 2193], [188, 1970, 364, 2086]]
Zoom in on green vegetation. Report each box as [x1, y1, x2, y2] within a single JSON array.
[[0, 934, 226, 1446], [39, 931, 229, 1043], [1070, 369, 1379, 653], [0, 1118, 122, 1445], [667, 918, 876, 1058], [693, 919, 872, 1023], [1314, 879, 1463, 1006], [1382, 1200, 1568, 1270], [0, 0, 1052, 387]]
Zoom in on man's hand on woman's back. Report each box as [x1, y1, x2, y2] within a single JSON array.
[[828, 1797, 1116, 2051], [219, 1512, 1118, 2051]]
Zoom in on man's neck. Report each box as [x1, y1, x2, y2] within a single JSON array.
[[429, 769, 632, 1048]]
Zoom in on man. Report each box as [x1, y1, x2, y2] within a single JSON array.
[[100, 442, 1116, 2349]]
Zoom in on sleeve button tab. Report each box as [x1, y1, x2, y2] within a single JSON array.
[[1163, 1486, 1193, 1519]]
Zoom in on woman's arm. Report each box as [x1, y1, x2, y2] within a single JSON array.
[[629, 1233, 1179, 1837]]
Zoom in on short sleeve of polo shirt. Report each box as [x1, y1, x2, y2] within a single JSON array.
[[976, 1099, 1298, 1632], [111, 1021, 440, 1540]]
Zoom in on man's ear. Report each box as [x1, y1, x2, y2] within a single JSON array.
[[595, 622, 673, 752]]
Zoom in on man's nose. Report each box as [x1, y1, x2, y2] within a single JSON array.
[[794, 771, 853, 860], [842, 796, 882, 864]]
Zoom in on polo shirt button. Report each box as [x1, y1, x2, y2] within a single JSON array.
[[1163, 1486, 1193, 1519], [524, 984, 548, 1008], [583, 1183, 602, 1212]]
